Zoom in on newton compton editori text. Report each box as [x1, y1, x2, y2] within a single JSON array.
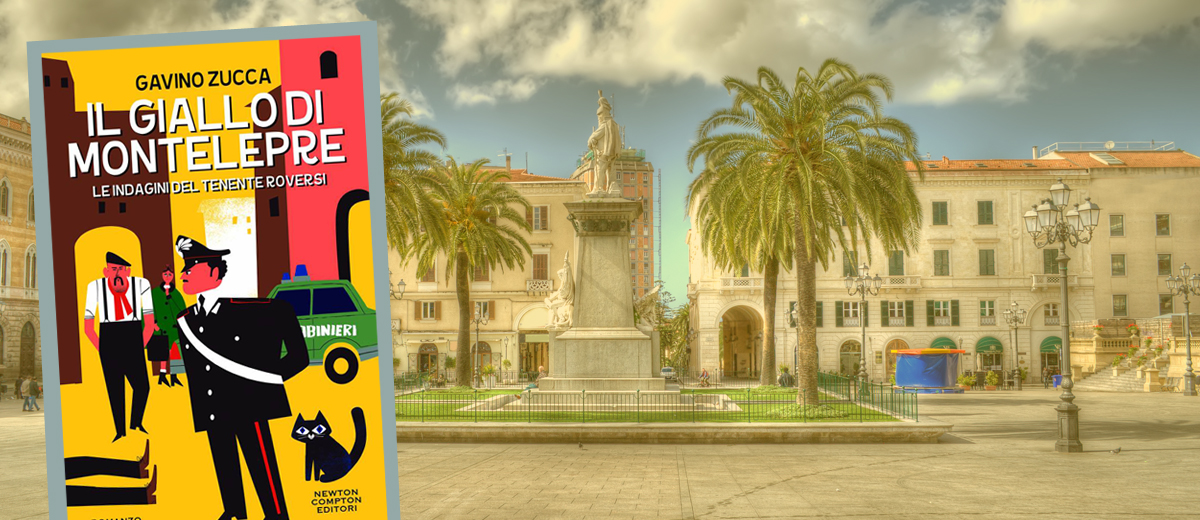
[[68, 91, 347, 178]]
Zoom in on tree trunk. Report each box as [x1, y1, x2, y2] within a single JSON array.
[[795, 230, 820, 405], [455, 249, 473, 386], [760, 258, 779, 386]]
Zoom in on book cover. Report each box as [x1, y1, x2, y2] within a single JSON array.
[[27, 22, 401, 520]]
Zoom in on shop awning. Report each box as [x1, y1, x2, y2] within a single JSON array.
[[1040, 336, 1062, 353], [930, 337, 957, 349], [975, 336, 1003, 353]]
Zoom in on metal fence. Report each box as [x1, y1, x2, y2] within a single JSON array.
[[394, 371, 917, 423]]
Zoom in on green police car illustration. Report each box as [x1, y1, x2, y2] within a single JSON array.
[[269, 265, 378, 384]]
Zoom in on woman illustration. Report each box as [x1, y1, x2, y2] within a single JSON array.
[[149, 265, 187, 387]]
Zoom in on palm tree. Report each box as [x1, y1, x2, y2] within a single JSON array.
[[410, 158, 532, 385], [687, 60, 924, 403], [381, 93, 448, 257], [687, 162, 793, 386]]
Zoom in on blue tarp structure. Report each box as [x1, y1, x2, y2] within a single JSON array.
[[895, 349, 963, 388]]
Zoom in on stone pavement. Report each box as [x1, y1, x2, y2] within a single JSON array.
[[4, 389, 1200, 519]]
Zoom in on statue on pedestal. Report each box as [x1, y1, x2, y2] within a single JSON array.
[[586, 90, 622, 198], [545, 253, 574, 330]]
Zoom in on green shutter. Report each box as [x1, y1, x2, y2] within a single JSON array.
[[843, 252, 857, 277], [933, 201, 948, 225], [951, 300, 960, 326], [926, 300, 935, 326], [816, 301, 823, 327], [835, 301, 843, 327], [889, 251, 904, 276], [905, 300, 914, 327], [881, 301, 889, 327], [978, 200, 993, 225], [1044, 249, 1058, 275], [863, 302, 868, 327], [979, 250, 995, 276]]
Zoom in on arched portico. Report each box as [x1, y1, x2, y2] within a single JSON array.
[[719, 305, 763, 379]]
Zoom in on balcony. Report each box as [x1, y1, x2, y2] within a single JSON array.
[[720, 277, 764, 294], [880, 275, 921, 291], [980, 315, 996, 326], [1031, 274, 1079, 292], [933, 316, 952, 326], [888, 316, 906, 327], [843, 316, 861, 327], [1045, 316, 1061, 326], [0, 286, 38, 300], [526, 279, 554, 294]]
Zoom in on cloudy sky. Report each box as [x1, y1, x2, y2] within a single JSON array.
[[4, 0, 1200, 300]]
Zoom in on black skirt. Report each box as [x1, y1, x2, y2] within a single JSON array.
[[146, 334, 171, 362]]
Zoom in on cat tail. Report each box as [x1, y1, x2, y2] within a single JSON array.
[[349, 406, 367, 467]]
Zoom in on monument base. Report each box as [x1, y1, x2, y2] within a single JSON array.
[[537, 377, 666, 392]]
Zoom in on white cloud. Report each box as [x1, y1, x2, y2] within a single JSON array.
[[449, 76, 540, 106], [0, 0, 429, 119], [402, 0, 1200, 106]]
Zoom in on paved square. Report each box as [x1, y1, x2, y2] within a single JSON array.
[[4, 389, 1200, 519]]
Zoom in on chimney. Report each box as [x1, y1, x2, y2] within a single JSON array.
[[1032, 146, 1038, 160], [942, 155, 949, 165], [506, 154, 511, 170]]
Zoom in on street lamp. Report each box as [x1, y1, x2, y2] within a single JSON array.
[[471, 308, 489, 388], [845, 263, 882, 382], [1166, 263, 1200, 396], [1024, 178, 1100, 453], [390, 278, 407, 300], [1002, 301, 1028, 390]]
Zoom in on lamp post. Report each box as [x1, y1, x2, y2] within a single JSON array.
[[788, 307, 799, 378], [845, 263, 882, 382], [1023, 178, 1100, 453], [1166, 263, 1200, 396], [1003, 301, 1028, 390], [471, 308, 488, 388]]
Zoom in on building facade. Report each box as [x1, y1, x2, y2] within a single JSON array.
[[573, 148, 656, 297], [0, 113, 39, 380], [389, 162, 587, 377], [686, 145, 1200, 383]]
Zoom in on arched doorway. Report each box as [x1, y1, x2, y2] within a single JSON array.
[[473, 342, 493, 371], [719, 305, 763, 379], [417, 343, 438, 372], [20, 322, 36, 377], [839, 340, 861, 376], [885, 339, 910, 379]]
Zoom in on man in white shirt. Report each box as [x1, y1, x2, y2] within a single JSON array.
[[83, 252, 157, 442]]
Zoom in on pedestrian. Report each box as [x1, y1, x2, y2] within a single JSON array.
[[536, 365, 547, 381], [28, 377, 41, 411], [20, 376, 31, 411], [1042, 366, 1050, 388], [15, 374, 24, 401], [83, 252, 156, 442]]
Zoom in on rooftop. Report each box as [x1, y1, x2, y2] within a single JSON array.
[[480, 167, 577, 183]]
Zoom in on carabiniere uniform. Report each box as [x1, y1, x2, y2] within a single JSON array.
[[174, 237, 309, 520]]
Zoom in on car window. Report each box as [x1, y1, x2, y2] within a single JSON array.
[[313, 287, 357, 315], [274, 289, 312, 317]]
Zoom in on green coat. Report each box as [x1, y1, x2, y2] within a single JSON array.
[[151, 285, 187, 347]]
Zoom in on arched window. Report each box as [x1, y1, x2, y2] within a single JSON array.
[[26, 189, 34, 223], [0, 240, 10, 286], [0, 179, 10, 218], [320, 51, 338, 79], [24, 245, 36, 288]]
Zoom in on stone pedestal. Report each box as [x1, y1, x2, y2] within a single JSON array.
[[536, 199, 666, 395]]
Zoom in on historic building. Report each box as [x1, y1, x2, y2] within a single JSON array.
[[573, 147, 656, 298], [686, 144, 1200, 383], [389, 159, 587, 377], [0, 112, 39, 380]]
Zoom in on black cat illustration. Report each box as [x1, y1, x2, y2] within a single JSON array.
[[291, 407, 366, 483]]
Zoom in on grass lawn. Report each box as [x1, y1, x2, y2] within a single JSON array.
[[394, 388, 900, 423]]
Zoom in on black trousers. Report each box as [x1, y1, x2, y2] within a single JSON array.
[[66, 483, 152, 507], [65, 456, 142, 479], [208, 421, 289, 519], [99, 321, 149, 437]]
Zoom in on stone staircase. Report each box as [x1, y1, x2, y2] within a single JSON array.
[[1074, 349, 1173, 393], [1074, 368, 1147, 392]]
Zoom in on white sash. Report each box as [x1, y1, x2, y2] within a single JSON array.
[[178, 315, 284, 385]]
